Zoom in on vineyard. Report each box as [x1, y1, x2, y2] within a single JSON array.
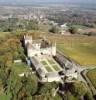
[[46, 34, 96, 66]]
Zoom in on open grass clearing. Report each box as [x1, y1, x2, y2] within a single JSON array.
[[12, 63, 31, 74], [57, 43, 96, 65]]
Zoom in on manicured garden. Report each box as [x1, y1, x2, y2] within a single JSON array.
[[41, 61, 48, 66], [52, 65, 61, 71], [41, 58, 61, 72], [45, 66, 53, 72], [48, 59, 55, 64]]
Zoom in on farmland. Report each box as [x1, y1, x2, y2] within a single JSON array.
[[46, 34, 96, 66], [1, 31, 96, 66]]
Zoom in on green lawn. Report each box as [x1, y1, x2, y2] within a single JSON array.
[[0, 32, 10, 38], [41, 59, 61, 72], [12, 63, 30, 74], [52, 65, 61, 71], [0, 93, 11, 100], [70, 24, 88, 29], [41, 61, 48, 66], [87, 69, 96, 88], [48, 59, 55, 65], [57, 42, 96, 65], [41, 60, 53, 72], [45, 66, 53, 72]]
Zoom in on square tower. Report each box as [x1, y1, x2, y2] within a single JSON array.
[[24, 35, 32, 47]]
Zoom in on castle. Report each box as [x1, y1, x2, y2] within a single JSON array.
[[23, 34, 78, 82], [24, 35, 56, 57]]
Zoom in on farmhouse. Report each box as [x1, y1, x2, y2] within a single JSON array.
[[59, 23, 70, 35], [24, 34, 78, 82]]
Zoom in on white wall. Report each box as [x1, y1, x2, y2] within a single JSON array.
[[47, 76, 61, 82], [66, 73, 78, 79], [52, 46, 56, 56], [27, 49, 40, 57], [33, 43, 41, 49], [27, 46, 56, 57]]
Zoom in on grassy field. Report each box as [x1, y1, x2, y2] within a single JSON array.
[[0, 32, 11, 38], [1, 31, 96, 66], [57, 43, 96, 65], [46, 34, 96, 66], [87, 69, 96, 88], [70, 24, 88, 29], [0, 93, 11, 100], [12, 63, 31, 74]]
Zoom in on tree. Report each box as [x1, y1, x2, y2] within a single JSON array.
[[49, 26, 59, 33], [33, 93, 62, 100], [84, 91, 93, 100], [63, 91, 77, 100], [21, 75, 38, 95], [39, 82, 58, 95], [26, 20, 39, 30], [69, 82, 87, 98], [69, 27, 78, 34], [0, 79, 4, 94]]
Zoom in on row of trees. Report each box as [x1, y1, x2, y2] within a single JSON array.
[[47, 9, 96, 28], [0, 34, 38, 99], [0, 35, 26, 62], [49, 25, 78, 34], [0, 18, 39, 32]]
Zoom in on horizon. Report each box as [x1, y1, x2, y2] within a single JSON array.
[[0, 0, 96, 5]]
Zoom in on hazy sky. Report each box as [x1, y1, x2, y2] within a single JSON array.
[[0, 0, 96, 4]]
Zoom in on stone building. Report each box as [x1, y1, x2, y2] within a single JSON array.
[[24, 34, 56, 57]]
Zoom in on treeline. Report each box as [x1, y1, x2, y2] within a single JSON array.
[[0, 18, 39, 32], [0, 35, 25, 64], [47, 10, 96, 28]]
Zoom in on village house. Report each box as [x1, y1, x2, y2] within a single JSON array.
[[59, 23, 70, 35]]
